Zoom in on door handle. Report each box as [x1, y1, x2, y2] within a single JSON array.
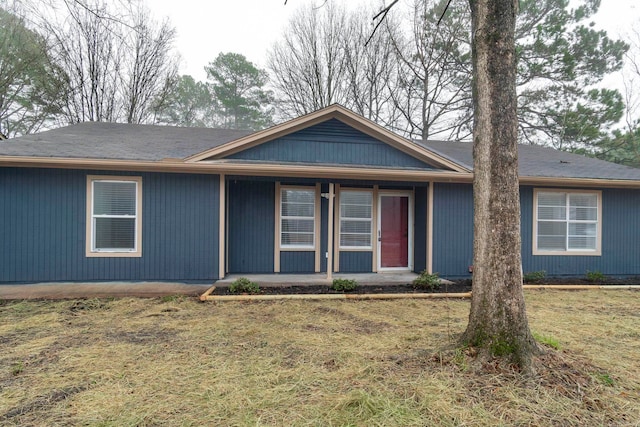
[[378, 230, 381, 241]]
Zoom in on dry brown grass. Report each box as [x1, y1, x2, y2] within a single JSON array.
[[1, 290, 639, 426]]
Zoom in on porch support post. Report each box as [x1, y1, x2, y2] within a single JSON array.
[[372, 185, 379, 272], [218, 174, 226, 280], [314, 183, 322, 273], [427, 181, 434, 274], [326, 183, 335, 281], [333, 184, 341, 272]]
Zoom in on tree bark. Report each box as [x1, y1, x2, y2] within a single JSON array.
[[462, 0, 539, 370]]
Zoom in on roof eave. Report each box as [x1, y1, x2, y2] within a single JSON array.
[[0, 156, 471, 182], [3, 156, 640, 188], [519, 175, 640, 189]]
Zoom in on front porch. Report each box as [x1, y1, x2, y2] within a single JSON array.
[[216, 272, 419, 287]]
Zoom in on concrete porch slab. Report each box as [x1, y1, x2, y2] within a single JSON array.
[[0, 273, 429, 300], [0, 282, 212, 300]]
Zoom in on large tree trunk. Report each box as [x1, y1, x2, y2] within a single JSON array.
[[462, 0, 539, 369]]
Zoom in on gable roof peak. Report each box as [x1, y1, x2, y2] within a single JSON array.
[[186, 104, 469, 172]]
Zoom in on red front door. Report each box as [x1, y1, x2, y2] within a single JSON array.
[[380, 195, 409, 268]]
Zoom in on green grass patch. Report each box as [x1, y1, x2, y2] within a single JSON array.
[[533, 332, 561, 350]]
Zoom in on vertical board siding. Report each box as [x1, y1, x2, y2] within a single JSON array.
[[0, 168, 219, 283], [9, 169, 638, 283], [227, 179, 275, 273], [432, 183, 474, 277], [142, 172, 219, 281], [432, 184, 640, 278], [280, 251, 316, 273], [521, 186, 640, 276], [413, 186, 428, 273], [602, 188, 640, 275], [226, 119, 435, 169], [339, 252, 373, 273]]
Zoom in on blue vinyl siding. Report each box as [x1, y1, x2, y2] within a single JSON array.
[[339, 252, 372, 273], [520, 186, 640, 277], [226, 119, 436, 169], [432, 183, 474, 277], [0, 167, 219, 283], [432, 184, 640, 278], [413, 186, 428, 273], [280, 251, 316, 273], [227, 180, 275, 273]]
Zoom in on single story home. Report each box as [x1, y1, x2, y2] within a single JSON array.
[[1, 104, 640, 284]]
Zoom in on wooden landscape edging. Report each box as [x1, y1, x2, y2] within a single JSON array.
[[522, 284, 640, 290], [199, 284, 640, 302], [199, 286, 472, 302]]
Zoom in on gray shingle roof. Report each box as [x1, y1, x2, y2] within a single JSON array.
[[0, 122, 251, 161], [2, 121, 640, 181], [419, 140, 640, 181]]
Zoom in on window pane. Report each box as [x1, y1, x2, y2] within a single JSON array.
[[536, 191, 599, 253], [341, 220, 371, 234], [570, 207, 597, 221], [95, 217, 135, 250], [568, 237, 596, 250], [538, 192, 566, 207], [282, 218, 314, 233], [282, 202, 315, 217], [281, 232, 314, 246], [569, 222, 597, 237], [340, 191, 372, 248], [340, 233, 371, 247], [570, 194, 597, 208], [94, 181, 136, 215], [538, 206, 566, 220], [282, 189, 314, 204], [538, 236, 566, 251], [538, 221, 566, 236], [281, 189, 315, 217], [341, 191, 371, 205], [537, 220, 566, 250], [341, 204, 372, 219], [280, 189, 315, 247]]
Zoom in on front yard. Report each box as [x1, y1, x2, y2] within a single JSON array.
[[1, 290, 639, 426]]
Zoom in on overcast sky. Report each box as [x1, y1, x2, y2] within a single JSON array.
[[150, 0, 640, 82]]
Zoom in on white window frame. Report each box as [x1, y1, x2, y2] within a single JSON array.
[[279, 186, 316, 250], [339, 189, 373, 250], [532, 188, 602, 256], [86, 175, 142, 257]]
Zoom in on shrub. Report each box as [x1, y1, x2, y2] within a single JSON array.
[[413, 271, 441, 290], [330, 278, 358, 292], [586, 270, 606, 282], [523, 270, 546, 283], [229, 277, 260, 294]]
